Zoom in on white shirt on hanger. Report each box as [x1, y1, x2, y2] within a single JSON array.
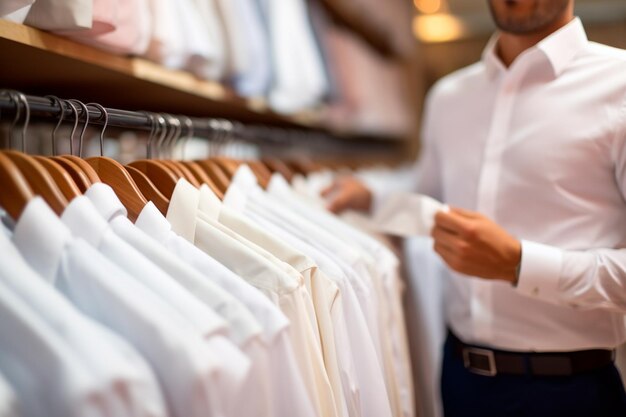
[[12, 197, 237, 417], [224, 170, 395, 417], [135, 202, 314, 417], [166, 179, 337, 417], [0, 231, 166, 417], [199, 184, 353, 417]]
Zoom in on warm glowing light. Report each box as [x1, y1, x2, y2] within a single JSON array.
[[413, 0, 442, 14], [412, 13, 466, 43]]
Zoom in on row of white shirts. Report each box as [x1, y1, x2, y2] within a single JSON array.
[[0, 164, 414, 417], [0, 0, 329, 113]]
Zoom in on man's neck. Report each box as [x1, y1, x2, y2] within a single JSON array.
[[497, 9, 575, 67]]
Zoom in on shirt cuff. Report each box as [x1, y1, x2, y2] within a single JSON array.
[[515, 240, 564, 301]]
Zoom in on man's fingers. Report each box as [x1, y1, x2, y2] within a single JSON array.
[[435, 210, 472, 235], [321, 182, 340, 198], [449, 206, 480, 219], [432, 225, 467, 253]]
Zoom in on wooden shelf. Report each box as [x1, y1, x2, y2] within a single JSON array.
[[0, 19, 326, 128]]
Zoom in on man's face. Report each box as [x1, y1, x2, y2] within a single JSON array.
[[487, 0, 572, 34]]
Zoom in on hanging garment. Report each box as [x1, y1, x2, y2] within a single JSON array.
[[261, 0, 329, 113], [25, 0, 93, 31], [12, 198, 242, 417], [232, 0, 272, 97], [73, 0, 151, 55], [135, 202, 312, 417], [166, 179, 337, 417], [0, 231, 166, 417], [85, 182, 265, 417], [199, 184, 353, 417], [0, 0, 34, 23], [223, 165, 404, 417], [54, 0, 117, 37]]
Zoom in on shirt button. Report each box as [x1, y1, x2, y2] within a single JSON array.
[[532, 287, 540, 296]]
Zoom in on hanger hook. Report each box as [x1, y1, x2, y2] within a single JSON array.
[[140, 111, 156, 159], [63, 99, 79, 155], [166, 115, 181, 159], [181, 116, 193, 160], [13, 92, 30, 153], [5, 91, 21, 151], [155, 113, 169, 159], [68, 99, 90, 158], [86, 103, 108, 157], [45, 95, 66, 156]]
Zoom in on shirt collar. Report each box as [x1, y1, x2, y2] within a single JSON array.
[[482, 17, 587, 79], [198, 184, 222, 221], [12, 197, 73, 283], [166, 179, 200, 242], [84, 182, 128, 222], [60, 196, 110, 248], [135, 202, 173, 244], [223, 164, 263, 212]]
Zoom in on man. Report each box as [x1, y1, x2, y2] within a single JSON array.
[[323, 0, 626, 415]]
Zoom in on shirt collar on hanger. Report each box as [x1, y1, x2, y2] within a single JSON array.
[[482, 17, 588, 79], [166, 179, 200, 242], [135, 202, 173, 244], [223, 164, 260, 212], [12, 197, 73, 283], [84, 182, 128, 222], [198, 184, 222, 221], [60, 196, 110, 248]]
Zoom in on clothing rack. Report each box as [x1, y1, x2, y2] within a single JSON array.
[[0, 90, 406, 161], [0, 91, 334, 146]]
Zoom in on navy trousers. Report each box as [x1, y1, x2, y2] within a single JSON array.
[[441, 333, 626, 417]]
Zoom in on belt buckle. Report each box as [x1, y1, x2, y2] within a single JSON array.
[[462, 347, 497, 376]]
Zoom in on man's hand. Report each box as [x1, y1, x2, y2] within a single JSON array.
[[322, 176, 373, 214], [432, 207, 521, 284]]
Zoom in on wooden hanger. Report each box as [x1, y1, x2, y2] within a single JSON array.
[[196, 159, 231, 194], [2, 151, 69, 215], [124, 165, 169, 215], [127, 159, 179, 200], [33, 156, 81, 201], [0, 152, 34, 220], [82, 102, 148, 222], [247, 160, 272, 189], [262, 157, 295, 183], [181, 161, 224, 200], [1, 92, 68, 214], [50, 156, 91, 192]]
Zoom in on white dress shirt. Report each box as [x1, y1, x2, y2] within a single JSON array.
[[0, 280, 107, 417], [224, 169, 395, 417], [84, 183, 254, 417], [60, 196, 229, 335], [166, 179, 336, 417], [416, 17, 626, 351], [0, 232, 165, 417], [135, 202, 314, 417], [198, 185, 352, 417], [12, 198, 235, 417], [267, 174, 415, 417]]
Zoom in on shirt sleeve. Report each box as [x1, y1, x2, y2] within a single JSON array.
[[516, 97, 626, 313]]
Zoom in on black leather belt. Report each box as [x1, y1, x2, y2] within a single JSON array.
[[450, 332, 615, 377]]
